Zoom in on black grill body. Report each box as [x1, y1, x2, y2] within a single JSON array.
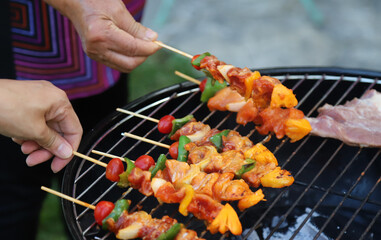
[[62, 67, 381, 240]]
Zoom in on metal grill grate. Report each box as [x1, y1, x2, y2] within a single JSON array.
[[62, 67, 381, 240]]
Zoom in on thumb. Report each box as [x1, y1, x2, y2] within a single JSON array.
[[37, 128, 73, 159]]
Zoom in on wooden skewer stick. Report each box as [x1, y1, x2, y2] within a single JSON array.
[[154, 41, 193, 59], [73, 151, 107, 168], [91, 150, 125, 160], [122, 132, 170, 149], [174, 71, 201, 85], [116, 108, 159, 123], [41, 186, 95, 210]]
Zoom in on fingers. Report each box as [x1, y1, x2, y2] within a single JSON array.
[[32, 96, 82, 172], [26, 150, 70, 173], [101, 51, 149, 73], [26, 149, 54, 167], [21, 141, 40, 154], [50, 156, 72, 173]]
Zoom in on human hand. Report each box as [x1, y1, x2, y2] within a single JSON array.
[[45, 0, 161, 73], [0, 80, 83, 173]]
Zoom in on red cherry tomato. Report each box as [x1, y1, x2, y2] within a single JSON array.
[[135, 155, 155, 171], [94, 201, 114, 225], [158, 115, 175, 134], [169, 141, 179, 159], [191, 54, 201, 70], [105, 158, 124, 182], [199, 78, 207, 92]]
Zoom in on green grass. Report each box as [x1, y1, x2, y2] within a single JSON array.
[[37, 51, 200, 240]]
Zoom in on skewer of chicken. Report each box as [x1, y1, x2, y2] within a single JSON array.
[[73, 151, 254, 235], [121, 130, 294, 189], [150, 41, 311, 141], [115, 109, 294, 189], [41, 186, 205, 240]]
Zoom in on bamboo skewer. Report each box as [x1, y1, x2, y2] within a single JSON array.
[[92, 149, 122, 159], [73, 151, 107, 168], [122, 132, 170, 149], [154, 41, 193, 59], [116, 108, 159, 123], [91, 150, 125, 160], [41, 186, 95, 210], [174, 71, 201, 85]]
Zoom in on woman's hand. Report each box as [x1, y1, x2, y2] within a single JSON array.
[[0, 80, 83, 173], [45, 0, 161, 72]]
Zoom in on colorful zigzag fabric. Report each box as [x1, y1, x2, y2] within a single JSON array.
[[10, 0, 145, 99]]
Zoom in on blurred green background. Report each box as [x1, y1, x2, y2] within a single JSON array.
[[36, 50, 201, 240]]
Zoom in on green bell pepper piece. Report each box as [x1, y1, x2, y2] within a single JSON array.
[[150, 154, 167, 179], [210, 130, 230, 152], [235, 159, 256, 178], [168, 115, 194, 138], [102, 199, 130, 230], [191, 52, 211, 67], [156, 223, 182, 240], [177, 135, 191, 162], [117, 158, 135, 188], [200, 77, 227, 102]]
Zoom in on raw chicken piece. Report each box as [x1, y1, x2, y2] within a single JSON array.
[[307, 89, 381, 147]]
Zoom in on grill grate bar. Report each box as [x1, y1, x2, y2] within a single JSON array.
[[313, 149, 381, 240], [305, 75, 342, 117], [336, 76, 361, 105], [336, 175, 381, 240], [293, 74, 323, 109], [359, 208, 381, 240]]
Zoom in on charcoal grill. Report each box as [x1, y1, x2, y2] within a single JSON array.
[[62, 67, 381, 240]]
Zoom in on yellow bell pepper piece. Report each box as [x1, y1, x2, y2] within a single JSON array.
[[208, 203, 242, 235], [178, 184, 194, 216], [244, 143, 278, 165], [260, 167, 294, 188], [244, 71, 261, 100], [270, 84, 298, 108], [238, 189, 266, 211], [285, 118, 312, 142]]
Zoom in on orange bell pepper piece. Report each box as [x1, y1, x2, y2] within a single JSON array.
[[270, 84, 298, 108], [208, 203, 242, 235], [238, 189, 266, 211], [285, 118, 312, 142], [244, 71, 261, 100], [178, 184, 194, 216], [244, 143, 278, 165], [260, 167, 294, 188]]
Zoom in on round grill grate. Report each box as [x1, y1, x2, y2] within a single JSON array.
[[62, 67, 381, 240]]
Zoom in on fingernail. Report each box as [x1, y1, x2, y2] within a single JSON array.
[[144, 28, 158, 41], [57, 143, 73, 159]]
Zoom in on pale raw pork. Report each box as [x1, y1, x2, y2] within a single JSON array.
[[307, 89, 381, 147]]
